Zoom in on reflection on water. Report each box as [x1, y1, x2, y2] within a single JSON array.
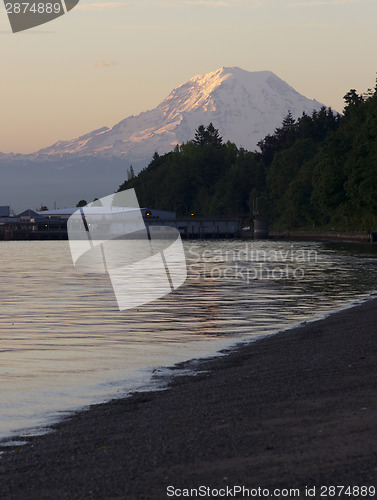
[[0, 239, 377, 442]]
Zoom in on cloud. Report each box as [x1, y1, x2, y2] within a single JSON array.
[[96, 61, 117, 68]]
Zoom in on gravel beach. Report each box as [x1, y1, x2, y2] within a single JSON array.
[[1, 298, 377, 499]]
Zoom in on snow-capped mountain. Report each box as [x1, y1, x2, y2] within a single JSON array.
[[31, 67, 324, 166]]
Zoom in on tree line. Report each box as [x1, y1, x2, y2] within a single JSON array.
[[117, 83, 377, 231]]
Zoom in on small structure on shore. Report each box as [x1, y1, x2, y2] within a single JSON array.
[[252, 197, 269, 239], [253, 217, 269, 239]]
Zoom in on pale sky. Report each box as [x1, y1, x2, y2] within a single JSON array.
[[1, 0, 376, 154]]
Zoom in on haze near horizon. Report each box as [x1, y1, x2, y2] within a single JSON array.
[[1, 0, 376, 154]]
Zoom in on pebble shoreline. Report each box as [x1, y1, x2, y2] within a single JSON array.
[[1, 298, 377, 499]]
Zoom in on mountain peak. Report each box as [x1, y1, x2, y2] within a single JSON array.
[[190, 66, 274, 81], [181, 67, 275, 97]]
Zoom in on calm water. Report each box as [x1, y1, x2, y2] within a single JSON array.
[[1, 239, 377, 443]]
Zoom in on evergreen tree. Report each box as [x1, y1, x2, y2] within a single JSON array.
[[343, 89, 364, 116], [193, 123, 223, 148], [127, 165, 135, 180]]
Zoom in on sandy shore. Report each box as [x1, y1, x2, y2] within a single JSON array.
[[1, 298, 377, 499]]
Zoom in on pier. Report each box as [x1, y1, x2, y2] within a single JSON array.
[[0, 206, 244, 240]]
